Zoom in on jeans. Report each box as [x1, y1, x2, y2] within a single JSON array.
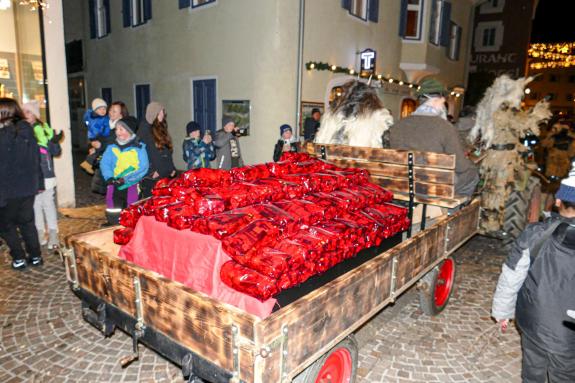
[[0, 196, 41, 261]]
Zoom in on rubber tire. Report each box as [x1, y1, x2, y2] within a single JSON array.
[[502, 177, 540, 249], [418, 258, 457, 316], [292, 336, 358, 383]]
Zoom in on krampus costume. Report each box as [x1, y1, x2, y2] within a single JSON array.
[[469, 75, 551, 234], [314, 80, 393, 148]]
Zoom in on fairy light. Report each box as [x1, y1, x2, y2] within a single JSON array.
[[528, 42, 575, 70], [19, 0, 49, 11]]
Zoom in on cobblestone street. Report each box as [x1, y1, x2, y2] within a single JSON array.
[[0, 205, 522, 383]]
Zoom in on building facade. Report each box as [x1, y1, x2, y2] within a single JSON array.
[[525, 61, 575, 116], [65, 0, 477, 167]]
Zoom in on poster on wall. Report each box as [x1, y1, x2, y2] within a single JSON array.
[[222, 100, 250, 136], [299, 101, 324, 138], [0, 59, 10, 79]]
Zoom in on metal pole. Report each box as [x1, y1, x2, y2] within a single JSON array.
[[295, 0, 305, 139], [38, 6, 51, 123]]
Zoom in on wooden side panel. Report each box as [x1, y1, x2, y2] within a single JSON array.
[[306, 143, 456, 169], [392, 193, 468, 209], [371, 176, 455, 199], [446, 200, 481, 253]]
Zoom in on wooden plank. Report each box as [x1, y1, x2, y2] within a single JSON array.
[[445, 199, 481, 253], [371, 175, 455, 199], [392, 193, 469, 209], [326, 158, 455, 185], [306, 143, 456, 169]]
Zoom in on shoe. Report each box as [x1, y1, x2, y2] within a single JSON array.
[[28, 255, 43, 266], [47, 230, 59, 249], [80, 161, 95, 175], [38, 230, 48, 246], [12, 259, 27, 270]]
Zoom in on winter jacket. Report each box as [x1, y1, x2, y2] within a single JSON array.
[[303, 117, 320, 141], [100, 138, 149, 189], [84, 109, 110, 141], [389, 115, 479, 196], [138, 121, 176, 178], [492, 214, 575, 355], [0, 120, 44, 207], [182, 137, 215, 170], [273, 139, 298, 162], [32, 122, 59, 180], [213, 130, 244, 170]]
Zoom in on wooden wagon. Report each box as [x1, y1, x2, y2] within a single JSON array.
[[63, 145, 480, 383]]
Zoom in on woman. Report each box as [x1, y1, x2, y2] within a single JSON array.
[[138, 101, 175, 197], [0, 98, 43, 269]]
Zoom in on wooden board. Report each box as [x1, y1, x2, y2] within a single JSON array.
[[445, 200, 481, 253], [392, 193, 469, 209], [306, 143, 456, 170], [371, 175, 455, 199]]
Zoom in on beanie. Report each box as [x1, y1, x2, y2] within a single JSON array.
[[91, 98, 108, 112], [280, 124, 292, 136], [23, 100, 41, 119], [186, 121, 201, 135], [145, 101, 164, 124], [416, 78, 448, 98], [116, 116, 139, 136], [222, 117, 235, 129], [556, 160, 575, 203]]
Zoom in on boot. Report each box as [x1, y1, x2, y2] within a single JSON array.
[[38, 229, 47, 246], [80, 160, 95, 175], [47, 230, 59, 249], [104, 211, 120, 226]]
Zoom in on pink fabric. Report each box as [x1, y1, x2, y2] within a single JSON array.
[[118, 216, 277, 319]]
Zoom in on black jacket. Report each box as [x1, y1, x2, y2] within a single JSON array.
[[273, 140, 298, 162], [492, 214, 575, 355], [138, 121, 175, 178], [0, 120, 44, 207], [303, 117, 320, 141]]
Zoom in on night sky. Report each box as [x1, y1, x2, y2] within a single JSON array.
[[531, 0, 575, 43]]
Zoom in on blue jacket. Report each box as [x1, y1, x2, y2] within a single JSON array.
[[100, 138, 149, 189], [84, 109, 110, 141], [182, 137, 215, 170]]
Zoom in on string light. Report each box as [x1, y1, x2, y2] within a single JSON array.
[[528, 42, 575, 70], [19, 0, 49, 11]]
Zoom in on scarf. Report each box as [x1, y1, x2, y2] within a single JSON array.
[[412, 99, 447, 120]]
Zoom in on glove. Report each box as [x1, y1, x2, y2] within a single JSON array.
[[115, 178, 125, 186], [51, 131, 63, 143]]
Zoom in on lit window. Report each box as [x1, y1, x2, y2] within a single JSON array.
[[350, 0, 368, 20], [400, 0, 424, 40]]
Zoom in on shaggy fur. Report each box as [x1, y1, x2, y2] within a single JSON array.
[[314, 80, 393, 148]]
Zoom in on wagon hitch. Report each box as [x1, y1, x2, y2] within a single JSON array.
[[119, 276, 146, 368]]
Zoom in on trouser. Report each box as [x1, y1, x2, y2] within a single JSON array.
[[106, 184, 139, 225], [521, 335, 575, 383], [455, 168, 480, 197], [139, 178, 157, 199], [0, 196, 41, 261], [34, 187, 58, 232]]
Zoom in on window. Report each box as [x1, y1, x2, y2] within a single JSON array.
[[474, 21, 503, 52], [482, 28, 496, 47], [123, 0, 152, 27], [89, 0, 110, 39], [447, 22, 462, 60], [429, 0, 451, 46], [342, 0, 379, 23], [569, 75, 575, 83], [479, 0, 505, 14], [566, 94, 573, 102], [134, 84, 151, 122], [549, 74, 559, 82], [399, 0, 424, 39], [101, 88, 112, 106]]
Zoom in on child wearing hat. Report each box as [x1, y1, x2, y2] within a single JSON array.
[[100, 116, 149, 225], [182, 121, 215, 170], [492, 160, 575, 381], [22, 101, 63, 249], [81, 98, 111, 174], [273, 124, 298, 162]]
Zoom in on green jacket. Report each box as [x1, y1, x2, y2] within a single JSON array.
[[33, 122, 53, 148]]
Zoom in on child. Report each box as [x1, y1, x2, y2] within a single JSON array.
[[81, 98, 110, 174], [273, 124, 298, 162], [22, 101, 62, 249], [492, 161, 575, 382], [182, 121, 215, 170], [100, 117, 148, 225]]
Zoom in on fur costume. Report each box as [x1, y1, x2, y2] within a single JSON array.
[[314, 80, 393, 148]]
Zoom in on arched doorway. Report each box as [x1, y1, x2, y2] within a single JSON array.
[[400, 98, 417, 118]]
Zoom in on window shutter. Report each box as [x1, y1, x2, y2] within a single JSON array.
[[368, 0, 379, 22], [179, 0, 191, 9], [399, 0, 408, 37], [341, 0, 351, 11], [89, 0, 96, 39], [143, 0, 152, 21], [104, 0, 111, 35], [440, 1, 452, 46], [122, 0, 131, 27]]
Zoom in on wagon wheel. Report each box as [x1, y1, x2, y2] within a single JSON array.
[[418, 257, 456, 316], [292, 336, 358, 383]]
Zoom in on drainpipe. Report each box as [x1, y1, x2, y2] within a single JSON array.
[[295, 0, 305, 139]]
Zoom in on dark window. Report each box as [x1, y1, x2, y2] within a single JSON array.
[[193, 79, 217, 135], [482, 28, 496, 46], [101, 88, 112, 106], [447, 22, 461, 60], [135, 84, 151, 122], [429, 0, 451, 46], [89, 0, 111, 39], [192, 0, 216, 7], [123, 0, 152, 27], [65, 40, 83, 73], [569, 75, 575, 83], [549, 74, 559, 82], [342, 0, 379, 22], [566, 94, 573, 102], [399, 0, 424, 39]]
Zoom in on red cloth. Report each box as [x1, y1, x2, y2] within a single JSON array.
[[119, 216, 276, 318]]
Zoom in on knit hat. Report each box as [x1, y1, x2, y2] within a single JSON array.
[[22, 100, 41, 119], [116, 116, 139, 136], [417, 78, 448, 98], [91, 98, 108, 112], [186, 121, 201, 135], [280, 124, 292, 136], [222, 117, 235, 129], [145, 101, 164, 124], [556, 160, 575, 203]]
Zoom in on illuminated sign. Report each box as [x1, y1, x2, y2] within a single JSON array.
[[360, 49, 376, 72]]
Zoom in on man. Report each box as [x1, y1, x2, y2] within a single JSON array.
[[303, 108, 321, 141], [213, 117, 244, 170], [492, 162, 575, 382], [389, 79, 478, 197]]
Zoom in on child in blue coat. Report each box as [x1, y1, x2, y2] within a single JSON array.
[[81, 98, 110, 174], [182, 121, 215, 169], [100, 116, 148, 225]]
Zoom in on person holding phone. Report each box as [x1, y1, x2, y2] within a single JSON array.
[[273, 124, 298, 162], [213, 117, 244, 170]]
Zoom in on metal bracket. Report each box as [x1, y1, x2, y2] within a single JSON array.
[[444, 224, 451, 254], [61, 247, 79, 290], [280, 325, 289, 382], [119, 276, 146, 367], [407, 153, 415, 238], [230, 324, 240, 381], [389, 256, 399, 302], [320, 145, 327, 160]]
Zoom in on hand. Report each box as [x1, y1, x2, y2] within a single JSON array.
[[499, 319, 509, 333], [91, 141, 102, 149], [152, 171, 160, 179], [282, 143, 291, 152], [170, 170, 177, 178], [88, 148, 96, 155], [203, 135, 212, 144]]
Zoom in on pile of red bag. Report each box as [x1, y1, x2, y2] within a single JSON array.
[[114, 152, 410, 301]]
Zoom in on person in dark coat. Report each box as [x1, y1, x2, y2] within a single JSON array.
[[492, 161, 575, 382], [303, 108, 321, 141], [138, 102, 175, 197], [0, 98, 44, 269], [273, 124, 298, 162]]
